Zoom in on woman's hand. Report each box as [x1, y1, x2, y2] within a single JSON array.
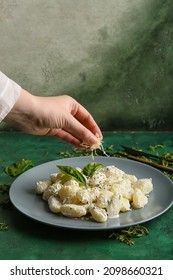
[[4, 89, 102, 149]]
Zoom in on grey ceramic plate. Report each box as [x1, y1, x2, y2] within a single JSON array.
[[10, 156, 173, 230]]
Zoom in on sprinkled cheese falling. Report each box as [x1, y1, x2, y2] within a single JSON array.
[[92, 141, 109, 160], [81, 140, 109, 160]]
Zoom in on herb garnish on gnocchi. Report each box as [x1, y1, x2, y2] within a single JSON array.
[[35, 163, 153, 223]]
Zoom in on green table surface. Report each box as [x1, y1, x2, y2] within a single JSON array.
[[0, 131, 173, 260]]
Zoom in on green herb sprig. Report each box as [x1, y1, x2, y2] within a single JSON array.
[[59, 151, 73, 157], [0, 184, 11, 208], [0, 222, 8, 231], [148, 144, 165, 151], [0, 184, 10, 193], [109, 225, 149, 246]]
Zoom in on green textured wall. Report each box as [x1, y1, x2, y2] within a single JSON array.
[[0, 0, 172, 131]]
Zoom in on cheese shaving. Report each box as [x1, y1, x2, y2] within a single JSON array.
[[81, 140, 109, 160]]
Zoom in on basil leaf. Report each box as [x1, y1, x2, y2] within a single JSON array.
[[57, 165, 86, 186], [4, 159, 33, 177], [82, 162, 104, 177]]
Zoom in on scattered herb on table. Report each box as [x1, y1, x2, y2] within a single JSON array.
[[148, 144, 165, 151], [0, 184, 11, 208], [0, 222, 8, 231], [0, 197, 11, 208], [107, 145, 114, 151], [0, 183, 11, 228], [161, 152, 173, 162], [58, 149, 91, 158], [109, 225, 149, 246], [0, 184, 10, 193], [72, 147, 92, 157], [164, 172, 173, 180], [4, 159, 33, 177], [59, 151, 73, 157]]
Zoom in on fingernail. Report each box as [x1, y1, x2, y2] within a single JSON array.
[[95, 132, 103, 140]]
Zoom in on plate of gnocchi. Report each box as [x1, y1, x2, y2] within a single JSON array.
[[10, 156, 173, 230]]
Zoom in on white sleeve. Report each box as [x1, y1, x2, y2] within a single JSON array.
[[0, 71, 21, 122]]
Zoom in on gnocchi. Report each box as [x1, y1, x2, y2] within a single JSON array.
[[35, 163, 153, 223]]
